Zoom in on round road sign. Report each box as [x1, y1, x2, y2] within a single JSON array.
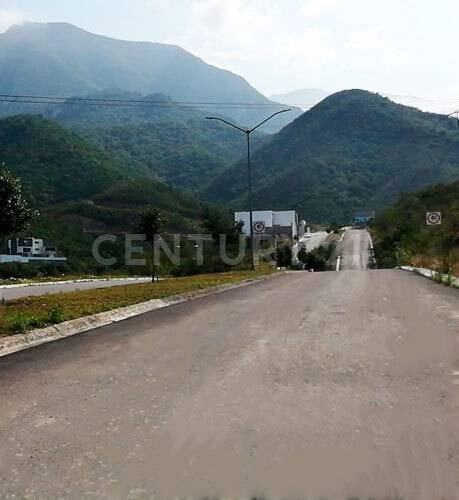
[[426, 212, 442, 225], [253, 221, 266, 233]]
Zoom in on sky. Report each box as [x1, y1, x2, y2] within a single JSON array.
[[1, 0, 459, 102]]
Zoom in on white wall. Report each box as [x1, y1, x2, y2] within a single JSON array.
[[235, 211, 273, 235], [235, 210, 299, 237], [273, 211, 298, 238]]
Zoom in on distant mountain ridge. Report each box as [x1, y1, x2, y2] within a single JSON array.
[[269, 89, 330, 110], [270, 88, 457, 115], [41, 89, 269, 191], [0, 22, 301, 131], [206, 89, 459, 222]]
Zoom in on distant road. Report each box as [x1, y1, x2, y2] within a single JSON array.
[[0, 277, 152, 300], [1, 232, 458, 498], [298, 230, 329, 251], [333, 228, 372, 270]]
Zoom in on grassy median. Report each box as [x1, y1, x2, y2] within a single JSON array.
[[0, 269, 274, 337]]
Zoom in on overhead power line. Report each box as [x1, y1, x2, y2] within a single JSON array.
[[0, 93, 292, 110], [3, 93, 459, 117]]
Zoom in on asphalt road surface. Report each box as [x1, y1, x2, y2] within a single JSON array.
[[299, 230, 329, 252], [0, 277, 152, 300], [335, 229, 372, 270], [1, 238, 458, 498]]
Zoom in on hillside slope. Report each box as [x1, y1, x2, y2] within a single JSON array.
[[205, 90, 459, 221], [371, 181, 459, 273], [0, 22, 300, 131], [0, 115, 128, 205], [43, 90, 269, 191], [0, 115, 205, 268]]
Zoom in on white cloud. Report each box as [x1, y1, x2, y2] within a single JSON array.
[[0, 9, 26, 33], [345, 27, 416, 67], [163, 0, 341, 92], [300, 0, 344, 18], [0, 0, 453, 99]]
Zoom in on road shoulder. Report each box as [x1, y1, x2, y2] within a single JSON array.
[[0, 272, 281, 358]]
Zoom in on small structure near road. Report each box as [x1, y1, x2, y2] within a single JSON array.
[[235, 210, 301, 239], [353, 211, 375, 228], [0, 237, 67, 264]]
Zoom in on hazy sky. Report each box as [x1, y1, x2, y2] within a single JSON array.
[[1, 0, 458, 101]]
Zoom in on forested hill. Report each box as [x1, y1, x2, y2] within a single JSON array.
[[204, 90, 459, 222], [371, 181, 459, 273], [0, 115, 205, 266], [40, 90, 269, 192], [0, 115, 128, 205]]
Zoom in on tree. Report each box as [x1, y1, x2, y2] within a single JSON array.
[[201, 205, 243, 243], [298, 244, 334, 271], [135, 208, 166, 282], [274, 243, 292, 268], [298, 246, 308, 265], [0, 165, 37, 246], [326, 222, 340, 234]]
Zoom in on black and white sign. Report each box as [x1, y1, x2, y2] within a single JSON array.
[[253, 221, 266, 233], [426, 211, 442, 225]]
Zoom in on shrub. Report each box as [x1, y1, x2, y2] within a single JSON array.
[[48, 305, 65, 324], [6, 313, 45, 334]]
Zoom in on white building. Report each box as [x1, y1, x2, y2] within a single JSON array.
[[235, 210, 300, 239], [1, 237, 67, 264]]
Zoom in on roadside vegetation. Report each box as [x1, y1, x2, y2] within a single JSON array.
[[0, 268, 274, 337], [371, 181, 459, 274], [298, 243, 336, 271]]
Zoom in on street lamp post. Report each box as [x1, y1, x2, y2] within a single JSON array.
[[206, 109, 291, 270], [448, 111, 459, 127]]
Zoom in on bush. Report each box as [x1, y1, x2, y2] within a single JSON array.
[[47, 305, 65, 324], [5, 305, 66, 334], [326, 222, 340, 234], [6, 313, 46, 334], [298, 243, 335, 271], [274, 244, 292, 268]]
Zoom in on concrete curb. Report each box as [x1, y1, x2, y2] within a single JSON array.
[[400, 265, 459, 288], [0, 273, 281, 358], [0, 277, 151, 290]]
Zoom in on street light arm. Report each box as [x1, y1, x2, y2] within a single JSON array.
[[205, 116, 248, 133], [248, 108, 291, 133], [448, 111, 459, 127]]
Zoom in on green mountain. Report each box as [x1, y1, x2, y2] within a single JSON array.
[[0, 115, 205, 269], [73, 120, 268, 192], [0, 115, 128, 205], [371, 181, 459, 273], [205, 90, 459, 222], [0, 22, 300, 131], [44, 90, 269, 191], [45, 90, 200, 127]]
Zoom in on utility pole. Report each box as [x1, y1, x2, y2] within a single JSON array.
[[206, 109, 291, 270]]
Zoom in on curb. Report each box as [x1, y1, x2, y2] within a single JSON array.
[[0, 273, 282, 358], [0, 277, 152, 290], [399, 265, 459, 288]]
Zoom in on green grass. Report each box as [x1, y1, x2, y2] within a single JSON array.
[[0, 269, 274, 337]]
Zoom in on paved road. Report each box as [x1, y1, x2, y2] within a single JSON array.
[[294, 230, 329, 263], [1, 255, 458, 497], [0, 277, 152, 300], [298, 230, 329, 252], [334, 228, 372, 270]]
